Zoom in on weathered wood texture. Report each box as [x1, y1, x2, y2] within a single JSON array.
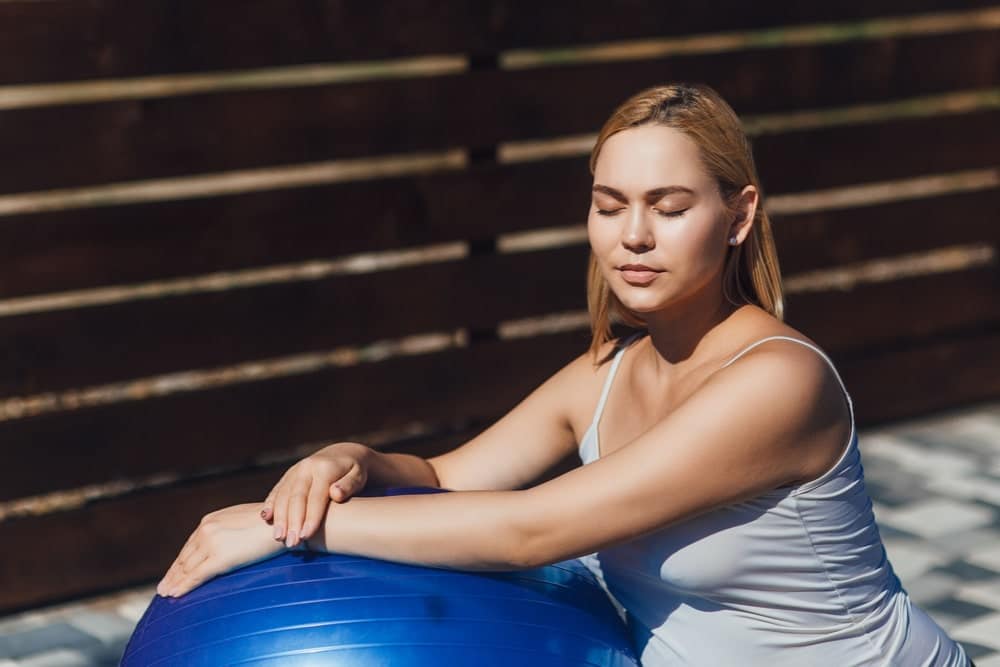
[[2, 30, 999, 194], [1, 0, 996, 84]]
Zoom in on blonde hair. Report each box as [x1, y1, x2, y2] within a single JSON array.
[[587, 82, 784, 365]]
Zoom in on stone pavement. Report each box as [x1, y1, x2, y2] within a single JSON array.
[[1, 399, 999, 666]]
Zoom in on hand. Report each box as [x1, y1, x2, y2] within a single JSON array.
[[260, 441, 372, 549], [156, 503, 286, 598]]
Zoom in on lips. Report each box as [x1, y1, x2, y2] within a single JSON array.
[[619, 265, 662, 285]]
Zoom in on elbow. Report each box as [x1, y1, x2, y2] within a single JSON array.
[[505, 538, 542, 570], [502, 494, 552, 570]]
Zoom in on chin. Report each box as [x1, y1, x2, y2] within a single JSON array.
[[613, 292, 667, 314]]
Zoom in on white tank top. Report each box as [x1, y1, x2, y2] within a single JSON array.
[[577, 332, 970, 666]]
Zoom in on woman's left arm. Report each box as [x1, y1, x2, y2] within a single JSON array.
[[159, 344, 836, 596]]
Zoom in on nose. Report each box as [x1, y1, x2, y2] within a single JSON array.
[[622, 208, 654, 253]]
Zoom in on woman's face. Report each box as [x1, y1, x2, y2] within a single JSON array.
[[587, 124, 736, 315]]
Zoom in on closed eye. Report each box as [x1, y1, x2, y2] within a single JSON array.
[[595, 208, 689, 218]]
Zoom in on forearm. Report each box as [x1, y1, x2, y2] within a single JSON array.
[[364, 449, 441, 488], [310, 489, 533, 570]]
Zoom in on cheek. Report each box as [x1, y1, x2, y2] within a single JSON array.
[[587, 216, 616, 255], [670, 216, 725, 261]]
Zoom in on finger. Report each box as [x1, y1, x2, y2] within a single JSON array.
[[260, 469, 292, 522], [284, 475, 312, 548], [157, 561, 179, 596], [271, 471, 298, 542], [173, 530, 200, 566], [330, 462, 367, 503], [169, 553, 209, 597], [165, 550, 212, 598], [157, 525, 202, 595], [300, 475, 332, 540]]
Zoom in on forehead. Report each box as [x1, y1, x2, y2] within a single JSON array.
[[593, 125, 708, 192]]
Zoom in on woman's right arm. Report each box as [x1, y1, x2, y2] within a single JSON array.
[[264, 343, 610, 548]]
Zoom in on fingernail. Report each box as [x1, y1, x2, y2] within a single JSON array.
[[286, 530, 297, 548], [273, 525, 282, 540], [260, 508, 269, 518]]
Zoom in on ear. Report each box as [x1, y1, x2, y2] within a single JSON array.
[[728, 185, 759, 244]]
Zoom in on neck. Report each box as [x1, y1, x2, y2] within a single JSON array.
[[639, 286, 743, 379]]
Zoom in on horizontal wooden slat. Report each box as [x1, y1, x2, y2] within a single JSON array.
[[0, 158, 583, 298], [0, 330, 591, 502], [2, 264, 998, 501], [2, 28, 998, 194], [1, 170, 996, 300], [847, 328, 1000, 421], [1, 0, 995, 85], [753, 110, 1000, 194], [782, 264, 1000, 352], [772, 187, 1000, 274], [3, 325, 999, 613], [0, 245, 590, 397]]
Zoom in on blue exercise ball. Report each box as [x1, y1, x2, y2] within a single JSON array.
[[121, 486, 639, 666]]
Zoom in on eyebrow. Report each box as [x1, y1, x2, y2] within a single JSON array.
[[592, 184, 695, 203]]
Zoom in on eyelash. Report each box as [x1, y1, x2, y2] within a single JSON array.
[[595, 207, 689, 218]]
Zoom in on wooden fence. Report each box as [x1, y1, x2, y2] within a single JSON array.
[[1, 0, 998, 613]]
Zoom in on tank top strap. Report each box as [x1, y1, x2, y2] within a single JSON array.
[[589, 331, 645, 429], [720, 335, 855, 446]]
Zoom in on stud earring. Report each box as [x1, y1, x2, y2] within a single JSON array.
[[729, 236, 738, 245]]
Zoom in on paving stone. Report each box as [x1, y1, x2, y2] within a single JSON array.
[[883, 538, 949, 580], [0, 616, 41, 638], [902, 570, 962, 606], [956, 578, 1000, 610], [876, 498, 995, 539], [0, 624, 101, 661], [65, 612, 133, 647], [904, 428, 999, 458], [922, 529, 1000, 561], [19, 648, 90, 667], [966, 541, 1000, 574], [951, 611, 1000, 651], [861, 433, 978, 477], [115, 594, 153, 625], [927, 475, 1000, 506], [962, 641, 1000, 660], [873, 522, 922, 542], [926, 597, 997, 624], [937, 559, 1000, 582], [866, 476, 938, 507], [973, 652, 1000, 666]]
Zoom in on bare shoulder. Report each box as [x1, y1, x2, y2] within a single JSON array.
[[711, 328, 852, 483]]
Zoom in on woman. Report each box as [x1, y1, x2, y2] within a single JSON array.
[[157, 83, 972, 666]]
